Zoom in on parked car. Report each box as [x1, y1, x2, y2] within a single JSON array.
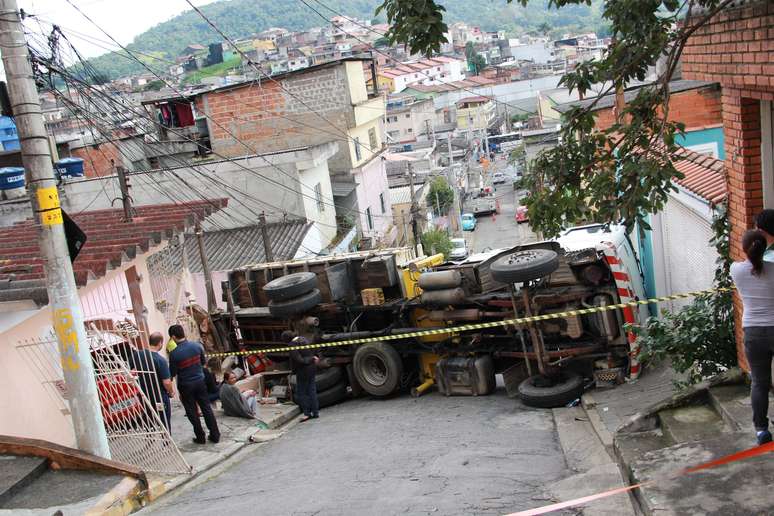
[[492, 172, 506, 184], [461, 213, 476, 231], [516, 205, 529, 223], [449, 238, 469, 261]]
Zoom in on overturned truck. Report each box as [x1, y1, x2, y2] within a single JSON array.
[[223, 224, 648, 408]]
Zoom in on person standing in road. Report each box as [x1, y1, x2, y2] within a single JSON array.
[[730, 230, 774, 446], [755, 209, 774, 262], [168, 324, 221, 444], [285, 332, 319, 422]]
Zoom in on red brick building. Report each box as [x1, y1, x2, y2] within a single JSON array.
[[682, 0, 774, 367]]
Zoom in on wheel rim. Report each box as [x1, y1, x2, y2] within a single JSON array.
[[505, 250, 542, 266], [362, 354, 388, 386]]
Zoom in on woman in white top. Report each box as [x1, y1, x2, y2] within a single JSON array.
[[730, 229, 774, 445]]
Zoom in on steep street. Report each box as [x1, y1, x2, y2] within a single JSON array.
[[142, 392, 568, 516]]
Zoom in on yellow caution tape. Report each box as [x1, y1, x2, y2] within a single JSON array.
[[205, 287, 732, 359]]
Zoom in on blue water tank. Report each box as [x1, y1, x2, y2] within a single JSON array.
[[0, 167, 25, 189], [55, 157, 85, 178], [0, 166, 26, 199]]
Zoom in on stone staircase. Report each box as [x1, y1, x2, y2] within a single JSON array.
[[614, 382, 774, 515]]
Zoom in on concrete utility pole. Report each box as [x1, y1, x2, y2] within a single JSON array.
[[0, 0, 110, 457], [258, 212, 274, 262], [115, 165, 133, 222], [195, 221, 217, 313], [407, 162, 420, 253]]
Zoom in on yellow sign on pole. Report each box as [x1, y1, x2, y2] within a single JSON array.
[[37, 186, 63, 226]]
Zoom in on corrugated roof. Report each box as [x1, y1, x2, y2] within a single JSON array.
[[170, 220, 311, 273], [0, 199, 227, 304], [671, 147, 726, 205], [553, 80, 719, 114]]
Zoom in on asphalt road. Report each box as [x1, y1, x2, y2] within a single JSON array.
[[143, 391, 568, 516], [464, 158, 538, 254]]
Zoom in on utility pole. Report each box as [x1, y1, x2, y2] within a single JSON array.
[[115, 165, 133, 222], [195, 221, 217, 313], [0, 0, 110, 458], [258, 212, 274, 262], [407, 162, 420, 253]]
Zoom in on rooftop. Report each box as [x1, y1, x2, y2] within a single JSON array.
[[671, 146, 726, 205], [0, 199, 227, 304], [553, 80, 718, 114], [164, 220, 311, 273], [404, 76, 496, 93]]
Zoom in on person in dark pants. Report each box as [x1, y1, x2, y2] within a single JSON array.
[[168, 325, 220, 444], [130, 332, 175, 431], [730, 230, 774, 446], [286, 333, 319, 422]]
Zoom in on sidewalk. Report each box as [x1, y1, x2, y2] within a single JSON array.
[[580, 364, 774, 515], [157, 398, 300, 493]]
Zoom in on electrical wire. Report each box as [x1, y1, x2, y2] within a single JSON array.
[[54, 2, 397, 223]]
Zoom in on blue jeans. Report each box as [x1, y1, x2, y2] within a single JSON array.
[[744, 326, 774, 431], [296, 374, 319, 417]]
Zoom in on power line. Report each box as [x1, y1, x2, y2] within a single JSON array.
[[57, 1, 395, 223]]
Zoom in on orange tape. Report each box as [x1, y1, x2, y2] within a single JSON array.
[[506, 441, 774, 516]]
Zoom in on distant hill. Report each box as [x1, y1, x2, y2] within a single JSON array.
[[83, 0, 606, 80]]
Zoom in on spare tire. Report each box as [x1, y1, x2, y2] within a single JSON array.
[[268, 288, 322, 318], [353, 342, 403, 397], [491, 249, 559, 284], [518, 373, 584, 408], [317, 381, 348, 408], [289, 366, 344, 392], [263, 272, 318, 301]]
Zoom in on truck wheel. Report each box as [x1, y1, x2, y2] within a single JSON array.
[[490, 249, 559, 284], [318, 381, 348, 408], [353, 342, 403, 397], [268, 288, 322, 318], [517, 373, 584, 408], [263, 272, 317, 301]]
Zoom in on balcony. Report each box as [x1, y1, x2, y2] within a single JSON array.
[[144, 139, 200, 159]]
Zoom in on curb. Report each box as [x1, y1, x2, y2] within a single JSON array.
[[581, 393, 615, 449], [84, 477, 144, 516]]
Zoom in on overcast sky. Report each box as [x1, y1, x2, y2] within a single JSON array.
[[18, 0, 218, 58]]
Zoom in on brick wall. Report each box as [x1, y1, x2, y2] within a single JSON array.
[[682, 1, 774, 93], [71, 143, 121, 178], [593, 86, 722, 132], [196, 64, 355, 171], [682, 0, 774, 368]]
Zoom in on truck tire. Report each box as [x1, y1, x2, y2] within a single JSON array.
[[317, 381, 348, 408], [353, 342, 403, 397], [289, 366, 344, 392], [518, 373, 584, 408], [490, 249, 559, 284], [263, 272, 317, 301], [268, 289, 322, 318]]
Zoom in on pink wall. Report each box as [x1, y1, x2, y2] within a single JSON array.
[[354, 156, 393, 242]]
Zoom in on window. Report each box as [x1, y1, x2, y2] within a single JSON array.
[[379, 193, 386, 213], [366, 207, 374, 230], [368, 127, 378, 150], [405, 113, 411, 119], [354, 137, 362, 161], [315, 182, 325, 212], [407, 128, 413, 133]]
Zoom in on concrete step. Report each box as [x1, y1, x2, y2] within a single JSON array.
[[0, 455, 47, 506], [614, 430, 673, 479], [628, 432, 771, 515], [708, 383, 774, 432], [658, 405, 729, 444]]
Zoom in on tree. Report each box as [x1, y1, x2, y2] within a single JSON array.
[[537, 22, 552, 36], [426, 177, 454, 216], [421, 229, 453, 259], [374, 36, 390, 47], [376, 0, 736, 237], [464, 41, 487, 75]]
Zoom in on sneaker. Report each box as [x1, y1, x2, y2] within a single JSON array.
[[756, 430, 772, 446], [192, 436, 206, 445]]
